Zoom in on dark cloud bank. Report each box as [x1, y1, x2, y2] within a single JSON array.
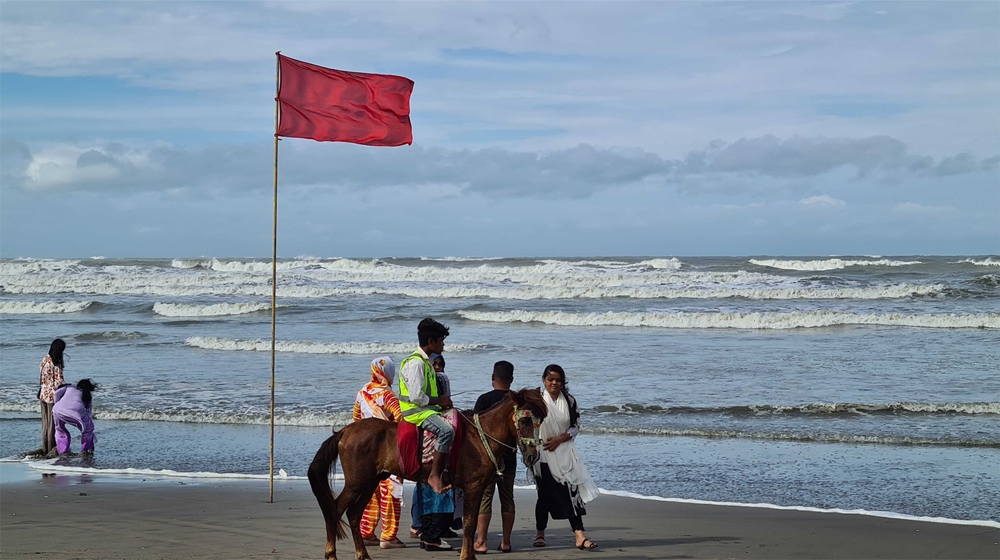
[[2, 135, 996, 198]]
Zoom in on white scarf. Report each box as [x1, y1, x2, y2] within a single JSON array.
[[533, 390, 599, 506]]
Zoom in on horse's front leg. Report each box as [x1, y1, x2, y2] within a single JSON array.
[[460, 479, 488, 560]]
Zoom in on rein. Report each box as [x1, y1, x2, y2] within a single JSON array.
[[459, 405, 539, 476]]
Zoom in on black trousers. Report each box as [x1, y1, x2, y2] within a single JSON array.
[[535, 499, 584, 532], [534, 463, 585, 532]]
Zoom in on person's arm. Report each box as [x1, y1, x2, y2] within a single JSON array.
[[54, 365, 63, 389], [40, 361, 54, 399], [385, 392, 403, 423], [399, 360, 429, 407]]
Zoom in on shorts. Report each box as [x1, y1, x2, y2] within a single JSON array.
[[479, 464, 516, 515]]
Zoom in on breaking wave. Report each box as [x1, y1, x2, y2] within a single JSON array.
[[458, 310, 1000, 329], [184, 336, 489, 354], [591, 402, 1000, 416], [0, 300, 93, 314], [958, 257, 1000, 267], [750, 258, 922, 271], [153, 302, 271, 317]]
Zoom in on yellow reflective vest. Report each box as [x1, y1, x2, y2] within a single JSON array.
[[397, 350, 440, 426]]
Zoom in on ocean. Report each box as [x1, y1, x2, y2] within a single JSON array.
[[1, 256, 997, 522]]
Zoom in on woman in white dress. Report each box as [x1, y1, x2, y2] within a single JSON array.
[[529, 364, 600, 550]]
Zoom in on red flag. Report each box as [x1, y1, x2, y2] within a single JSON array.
[[276, 53, 413, 146]]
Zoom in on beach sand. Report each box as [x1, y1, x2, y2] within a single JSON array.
[[1, 464, 996, 560]]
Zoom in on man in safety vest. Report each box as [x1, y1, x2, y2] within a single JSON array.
[[398, 318, 454, 494]]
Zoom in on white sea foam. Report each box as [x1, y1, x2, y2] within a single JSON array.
[[0, 300, 93, 314], [23, 461, 312, 480], [153, 302, 271, 317], [419, 256, 505, 262], [958, 257, 1000, 266], [2, 257, 947, 300], [750, 258, 922, 271], [596, 489, 1000, 528], [185, 336, 488, 354], [458, 310, 1000, 329]]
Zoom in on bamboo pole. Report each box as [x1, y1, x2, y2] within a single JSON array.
[[270, 53, 280, 504]]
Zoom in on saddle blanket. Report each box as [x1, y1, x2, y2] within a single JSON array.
[[397, 408, 464, 479]]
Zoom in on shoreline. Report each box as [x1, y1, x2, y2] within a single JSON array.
[[5, 461, 997, 530], [3, 463, 997, 560]]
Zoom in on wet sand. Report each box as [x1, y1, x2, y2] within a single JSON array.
[[0, 464, 996, 559]]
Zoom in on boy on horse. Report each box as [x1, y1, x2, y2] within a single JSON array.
[[398, 318, 454, 494]]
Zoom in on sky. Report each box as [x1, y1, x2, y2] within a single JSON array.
[[1, 1, 998, 258]]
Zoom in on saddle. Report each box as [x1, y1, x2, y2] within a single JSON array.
[[397, 408, 464, 479]]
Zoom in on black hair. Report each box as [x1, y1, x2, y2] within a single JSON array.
[[542, 364, 579, 426], [493, 360, 514, 383], [417, 318, 450, 346], [76, 379, 99, 409], [48, 339, 66, 369]]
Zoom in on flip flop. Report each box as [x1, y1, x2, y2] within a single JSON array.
[[533, 536, 546, 547], [576, 538, 598, 550], [498, 543, 513, 553]]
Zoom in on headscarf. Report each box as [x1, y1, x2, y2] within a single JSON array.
[[356, 357, 398, 421]]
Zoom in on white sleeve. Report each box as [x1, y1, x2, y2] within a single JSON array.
[[400, 359, 430, 407]]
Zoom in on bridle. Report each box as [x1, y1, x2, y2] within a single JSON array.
[[464, 405, 542, 476]]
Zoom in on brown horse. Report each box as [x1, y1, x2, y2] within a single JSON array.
[[308, 388, 547, 560]]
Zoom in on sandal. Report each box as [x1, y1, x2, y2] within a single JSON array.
[[498, 543, 512, 553], [577, 538, 598, 550], [533, 536, 546, 547]]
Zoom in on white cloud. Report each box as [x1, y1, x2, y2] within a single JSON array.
[[800, 195, 846, 208]]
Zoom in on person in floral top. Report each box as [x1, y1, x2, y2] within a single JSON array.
[[36, 339, 66, 457], [352, 357, 407, 549]]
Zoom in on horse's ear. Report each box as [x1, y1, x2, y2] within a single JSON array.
[[509, 389, 524, 406]]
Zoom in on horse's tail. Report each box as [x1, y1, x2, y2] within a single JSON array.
[[308, 429, 349, 542]]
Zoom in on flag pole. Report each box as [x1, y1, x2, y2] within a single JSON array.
[[269, 52, 280, 504]]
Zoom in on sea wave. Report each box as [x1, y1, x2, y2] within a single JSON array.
[[0, 300, 93, 314], [184, 336, 489, 354], [153, 302, 271, 317], [591, 402, 1000, 416], [67, 331, 147, 342], [2, 258, 951, 300], [750, 258, 922, 271], [0, 402, 352, 426], [958, 257, 1000, 267], [458, 310, 1000, 329], [584, 425, 1000, 448]]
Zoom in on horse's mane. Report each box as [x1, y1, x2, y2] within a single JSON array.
[[480, 388, 547, 421]]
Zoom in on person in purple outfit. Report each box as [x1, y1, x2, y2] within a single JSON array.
[[52, 379, 99, 455]]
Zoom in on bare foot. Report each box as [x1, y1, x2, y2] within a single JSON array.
[[427, 473, 452, 494]]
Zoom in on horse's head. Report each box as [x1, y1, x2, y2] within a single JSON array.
[[509, 388, 547, 463]]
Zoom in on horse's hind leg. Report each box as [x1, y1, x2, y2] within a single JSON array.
[[341, 479, 381, 560]]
